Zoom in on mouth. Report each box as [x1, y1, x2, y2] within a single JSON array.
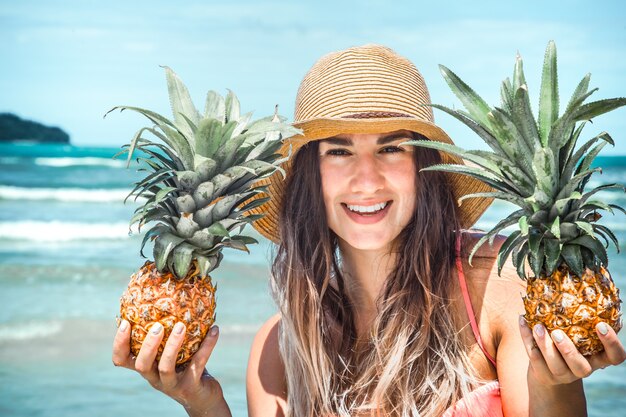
[[343, 201, 390, 215]]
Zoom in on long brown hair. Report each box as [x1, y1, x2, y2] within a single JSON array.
[[271, 133, 478, 416]]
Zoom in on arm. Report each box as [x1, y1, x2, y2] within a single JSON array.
[[112, 320, 231, 417], [494, 280, 586, 417], [246, 314, 287, 417]]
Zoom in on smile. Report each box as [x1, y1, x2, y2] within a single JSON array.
[[344, 201, 390, 215]]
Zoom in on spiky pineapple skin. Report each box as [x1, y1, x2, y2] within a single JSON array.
[[119, 261, 216, 364], [523, 264, 622, 355]]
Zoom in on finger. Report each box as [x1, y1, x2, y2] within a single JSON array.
[[188, 325, 220, 382], [595, 322, 626, 365], [158, 322, 187, 389], [550, 329, 592, 379], [135, 322, 165, 384], [112, 319, 135, 369], [520, 316, 550, 378], [531, 323, 572, 381], [519, 317, 553, 384]]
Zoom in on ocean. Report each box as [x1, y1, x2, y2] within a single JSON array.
[[0, 142, 625, 416]]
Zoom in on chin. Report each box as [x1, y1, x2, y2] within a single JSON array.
[[339, 232, 398, 252]]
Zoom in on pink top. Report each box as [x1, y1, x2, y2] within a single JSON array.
[[442, 233, 503, 417]]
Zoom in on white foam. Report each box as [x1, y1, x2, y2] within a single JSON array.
[[0, 220, 134, 242], [0, 321, 63, 342], [34, 157, 125, 168], [0, 185, 133, 203]]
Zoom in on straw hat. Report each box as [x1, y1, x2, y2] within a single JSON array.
[[252, 44, 492, 242]]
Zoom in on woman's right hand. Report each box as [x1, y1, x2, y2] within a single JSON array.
[[112, 320, 232, 417]]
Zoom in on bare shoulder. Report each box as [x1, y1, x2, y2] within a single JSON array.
[[246, 314, 287, 417], [462, 231, 526, 340]]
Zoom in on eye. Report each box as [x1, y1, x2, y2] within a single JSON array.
[[325, 148, 351, 157], [380, 145, 404, 154]]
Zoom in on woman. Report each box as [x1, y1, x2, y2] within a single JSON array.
[[112, 44, 625, 416]]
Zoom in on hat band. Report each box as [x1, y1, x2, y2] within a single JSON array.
[[342, 111, 413, 119]]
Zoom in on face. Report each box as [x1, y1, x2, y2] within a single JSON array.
[[319, 130, 416, 253]]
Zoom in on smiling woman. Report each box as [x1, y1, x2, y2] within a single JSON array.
[[112, 44, 626, 417]]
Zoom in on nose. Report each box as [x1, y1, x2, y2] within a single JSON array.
[[349, 154, 385, 194]]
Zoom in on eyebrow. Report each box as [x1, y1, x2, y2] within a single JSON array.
[[322, 132, 413, 146]]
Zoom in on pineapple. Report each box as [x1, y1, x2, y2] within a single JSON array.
[[107, 67, 299, 364], [407, 41, 625, 355]]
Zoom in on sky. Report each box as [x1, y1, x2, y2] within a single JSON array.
[[1, 0, 626, 153]]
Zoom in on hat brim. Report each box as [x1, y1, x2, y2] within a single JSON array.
[[251, 117, 493, 243]]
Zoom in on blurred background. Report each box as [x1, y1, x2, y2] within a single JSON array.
[[1, 1, 625, 416]]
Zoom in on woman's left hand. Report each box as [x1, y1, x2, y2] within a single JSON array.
[[519, 317, 626, 385]]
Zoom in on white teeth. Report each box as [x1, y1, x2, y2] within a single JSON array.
[[346, 202, 388, 214]]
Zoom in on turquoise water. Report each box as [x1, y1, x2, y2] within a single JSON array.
[[0, 142, 625, 416]]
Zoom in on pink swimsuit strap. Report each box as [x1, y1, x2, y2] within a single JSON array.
[[455, 233, 497, 368]]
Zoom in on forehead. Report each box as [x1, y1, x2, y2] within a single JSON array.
[[321, 130, 414, 145]]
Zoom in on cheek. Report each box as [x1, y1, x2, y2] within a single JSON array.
[[394, 165, 417, 222]]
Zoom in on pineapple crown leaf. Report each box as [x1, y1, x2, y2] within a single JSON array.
[[224, 89, 241, 122], [154, 232, 186, 271], [420, 163, 520, 195], [559, 130, 611, 189], [571, 97, 626, 122], [125, 168, 174, 204], [204, 90, 226, 121], [162, 65, 201, 137], [511, 83, 541, 152], [467, 208, 526, 266], [428, 104, 505, 157], [105, 105, 193, 169], [412, 41, 626, 279], [543, 238, 561, 276], [459, 191, 530, 210], [487, 109, 536, 176], [537, 40, 559, 147], [401, 139, 503, 176], [172, 242, 196, 278], [570, 234, 608, 266], [564, 73, 591, 114], [112, 66, 302, 279], [593, 224, 620, 253], [439, 64, 494, 131], [496, 230, 524, 275], [139, 224, 171, 257]]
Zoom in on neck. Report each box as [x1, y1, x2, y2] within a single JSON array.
[[339, 241, 398, 336]]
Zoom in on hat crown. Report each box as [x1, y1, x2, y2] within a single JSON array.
[[294, 44, 434, 123]]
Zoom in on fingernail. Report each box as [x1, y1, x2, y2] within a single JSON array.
[[519, 315, 527, 327], [597, 322, 609, 336], [150, 322, 163, 335], [119, 320, 129, 332], [552, 330, 565, 343], [210, 326, 219, 337], [174, 322, 185, 335], [534, 323, 545, 337]]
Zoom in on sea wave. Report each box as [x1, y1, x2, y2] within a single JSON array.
[[0, 220, 134, 242], [0, 320, 62, 342], [0, 185, 133, 202], [33, 156, 125, 168]]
